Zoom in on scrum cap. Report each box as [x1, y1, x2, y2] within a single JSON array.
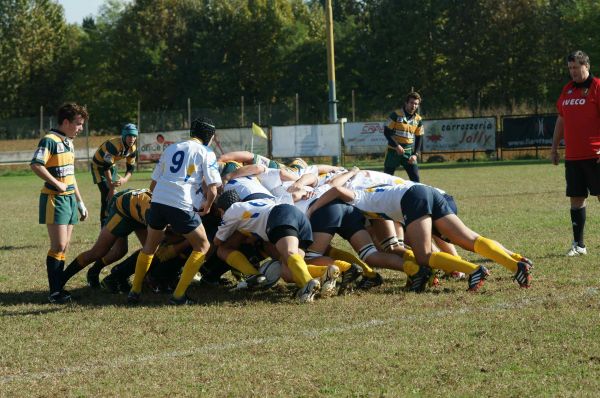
[[190, 116, 216, 143], [121, 123, 138, 138]]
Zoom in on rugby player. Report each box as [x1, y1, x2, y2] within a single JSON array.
[[30, 103, 89, 303], [128, 116, 221, 305], [91, 123, 138, 224], [306, 181, 533, 292]]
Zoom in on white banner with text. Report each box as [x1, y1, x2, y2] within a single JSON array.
[[138, 128, 268, 161], [343, 118, 496, 154]]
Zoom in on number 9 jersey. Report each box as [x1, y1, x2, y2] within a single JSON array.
[[150, 138, 222, 211]]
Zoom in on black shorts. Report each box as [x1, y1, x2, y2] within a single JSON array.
[[146, 202, 201, 235], [400, 185, 455, 226], [565, 159, 600, 197], [309, 199, 365, 240], [266, 204, 313, 249]]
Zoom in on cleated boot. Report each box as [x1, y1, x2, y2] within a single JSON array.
[[296, 278, 321, 303], [338, 263, 363, 295], [319, 264, 340, 297], [467, 265, 490, 292], [356, 273, 384, 290]]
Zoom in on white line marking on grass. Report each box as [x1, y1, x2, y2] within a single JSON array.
[[1, 290, 597, 384]]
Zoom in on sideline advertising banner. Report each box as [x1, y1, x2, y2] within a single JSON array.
[[138, 128, 268, 161], [343, 118, 496, 154], [422, 118, 496, 151], [502, 115, 557, 148], [343, 122, 387, 155], [272, 124, 340, 157], [138, 130, 190, 161]]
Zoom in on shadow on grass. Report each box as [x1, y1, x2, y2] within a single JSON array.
[[0, 244, 39, 251], [0, 282, 301, 311]]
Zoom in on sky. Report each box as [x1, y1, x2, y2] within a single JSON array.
[[57, 0, 131, 25], [56, 0, 106, 24]]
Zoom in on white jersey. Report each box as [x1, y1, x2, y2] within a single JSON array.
[[151, 138, 221, 211], [350, 182, 419, 222], [317, 168, 347, 187], [216, 199, 277, 242], [223, 175, 273, 200], [346, 170, 406, 190], [293, 184, 331, 213], [302, 165, 319, 178], [257, 168, 283, 193]]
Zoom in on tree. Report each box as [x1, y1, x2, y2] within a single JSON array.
[[0, 0, 73, 118]]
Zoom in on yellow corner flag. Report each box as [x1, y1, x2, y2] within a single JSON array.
[[252, 122, 268, 139]]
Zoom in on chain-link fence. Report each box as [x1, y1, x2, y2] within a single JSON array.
[[0, 94, 364, 139]]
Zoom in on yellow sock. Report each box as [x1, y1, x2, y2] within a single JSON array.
[[307, 264, 327, 278], [429, 252, 478, 274], [173, 251, 205, 299], [474, 236, 518, 273], [48, 250, 62, 261], [511, 252, 524, 262], [327, 246, 376, 278], [287, 253, 313, 286], [131, 252, 153, 293], [225, 251, 260, 275], [403, 250, 416, 263], [403, 260, 419, 276], [333, 260, 351, 272]]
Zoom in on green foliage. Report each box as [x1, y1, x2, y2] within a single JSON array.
[[1, 0, 600, 129], [0, 0, 72, 118]]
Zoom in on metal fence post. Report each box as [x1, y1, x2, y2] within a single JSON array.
[[137, 100, 141, 172], [39, 106, 44, 137], [295, 93, 299, 125], [187, 97, 191, 129], [351, 90, 356, 122], [241, 96, 245, 127]]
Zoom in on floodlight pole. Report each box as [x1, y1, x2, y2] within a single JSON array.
[[325, 0, 338, 124]]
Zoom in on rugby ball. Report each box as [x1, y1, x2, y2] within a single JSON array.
[[259, 259, 282, 289]]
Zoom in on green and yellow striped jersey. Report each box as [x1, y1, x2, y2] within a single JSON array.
[[30, 129, 76, 195]]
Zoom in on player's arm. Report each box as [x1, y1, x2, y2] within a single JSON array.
[[101, 142, 120, 188], [199, 183, 218, 216], [316, 164, 343, 174], [223, 164, 265, 184], [327, 167, 359, 187], [413, 133, 423, 157], [306, 186, 355, 219], [30, 163, 67, 193], [279, 167, 300, 182], [218, 151, 254, 164], [120, 154, 136, 185], [287, 172, 316, 191], [551, 115, 564, 165], [103, 168, 116, 189], [73, 179, 88, 221]]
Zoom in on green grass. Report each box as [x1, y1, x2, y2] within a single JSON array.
[[1, 163, 600, 397]]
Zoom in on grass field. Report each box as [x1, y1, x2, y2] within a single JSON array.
[[1, 162, 600, 397]]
